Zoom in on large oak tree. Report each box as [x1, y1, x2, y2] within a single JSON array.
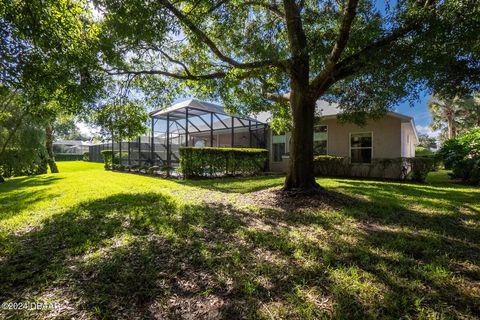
[[96, 0, 479, 191]]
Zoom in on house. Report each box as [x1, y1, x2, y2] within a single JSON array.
[[89, 98, 418, 179], [267, 100, 419, 178], [53, 140, 92, 155]]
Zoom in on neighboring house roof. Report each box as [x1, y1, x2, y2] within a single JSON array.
[[53, 140, 94, 146]]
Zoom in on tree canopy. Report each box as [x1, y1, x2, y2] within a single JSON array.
[[95, 0, 478, 107], [1, 0, 479, 189], [93, 0, 480, 190], [1, 0, 104, 175], [1, 0, 103, 108]]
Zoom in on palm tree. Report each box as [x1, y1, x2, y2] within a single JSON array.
[[428, 95, 461, 139], [428, 93, 480, 140]]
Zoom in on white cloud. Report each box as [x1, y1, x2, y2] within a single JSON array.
[[416, 125, 441, 138]]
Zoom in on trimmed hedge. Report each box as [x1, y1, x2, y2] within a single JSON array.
[[83, 152, 90, 161], [179, 147, 268, 178], [313, 155, 346, 176], [101, 150, 113, 170], [313, 156, 435, 182], [54, 154, 84, 161]]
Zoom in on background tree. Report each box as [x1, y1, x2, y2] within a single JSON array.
[[53, 114, 91, 141], [428, 95, 461, 140], [95, 0, 480, 191], [1, 0, 104, 174], [458, 93, 480, 129], [417, 133, 437, 150], [0, 90, 48, 182], [90, 100, 149, 145], [429, 93, 480, 141]]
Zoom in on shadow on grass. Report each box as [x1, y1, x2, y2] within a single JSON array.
[[0, 176, 63, 219], [334, 180, 480, 228], [0, 186, 479, 318], [250, 188, 480, 317], [176, 175, 285, 194]]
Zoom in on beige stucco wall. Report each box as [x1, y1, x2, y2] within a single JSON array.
[[269, 115, 405, 173], [401, 122, 417, 158], [322, 115, 402, 159]]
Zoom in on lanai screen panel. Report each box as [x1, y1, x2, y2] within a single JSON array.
[[150, 98, 267, 168]]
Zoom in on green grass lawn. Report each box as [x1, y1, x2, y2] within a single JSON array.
[[1, 162, 479, 319]]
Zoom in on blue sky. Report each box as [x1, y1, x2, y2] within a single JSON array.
[[392, 90, 433, 136]]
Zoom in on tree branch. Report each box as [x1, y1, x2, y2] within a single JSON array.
[[336, 23, 420, 73], [102, 67, 260, 81], [103, 67, 228, 80], [310, 21, 421, 97], [309, 0, 359, 97], [263, 92, 291, 103], [283, 0, 309, 84], [158, 49, 193, 76], [242, 1, 285, 18], [158, 0, 287, 71], [328, 0, 359, 64]]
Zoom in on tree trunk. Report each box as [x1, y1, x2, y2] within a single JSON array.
[[446, 107, 454, 139], [284, 92, 320, 192], [45, 124, 59, 173], [445, 104, 457, 139]]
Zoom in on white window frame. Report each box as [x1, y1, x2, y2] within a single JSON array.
[[349, 131, 373, 164], [314, 124, 328, 155]]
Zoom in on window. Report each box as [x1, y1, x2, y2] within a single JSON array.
[[314, 125, 328, 155], [350, 132, 372, 164], [272, 134, 286, 162]]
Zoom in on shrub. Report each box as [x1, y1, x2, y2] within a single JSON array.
[[415, 146, 434, 157], [313, 155, 346, 176], [112, 164, 126, 171], [452, 158, 480, 185], [161, 164, 174, 173], [83, 152, 90, 161], [148, 166, 160, 175], [179, 147, 268, 178], [438, 128, 480, 184], [129, 164, 140, 172], [0, 149, 48, 178], [54, 154, 84, 161], [438, 139, 467, 169], [100, 150, 113, 170], [112, 151, 129, 164], [407, 157, 436, 182]]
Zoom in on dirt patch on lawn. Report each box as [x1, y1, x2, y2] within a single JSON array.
[[247, 187, 360, 213]]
